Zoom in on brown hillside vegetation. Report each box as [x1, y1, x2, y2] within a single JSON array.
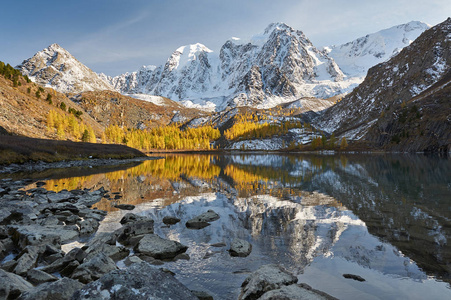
[[0, 73, 104, 139], [73, 91, 208, 129]]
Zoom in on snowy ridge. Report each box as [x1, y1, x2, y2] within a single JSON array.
[[17, 44, 113, 93], [327, 21, 430, 77], [109, 23, 360, 110]]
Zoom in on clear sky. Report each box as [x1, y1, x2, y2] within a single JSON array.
[[1, 0, 449, 76]]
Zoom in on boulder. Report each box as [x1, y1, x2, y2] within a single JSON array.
[[71, 253, 117, 284], [76, 218, 99, 235], [119, 213, 149, 225], [186, 210, 220, 229], [259, 284, 337, 300], [123, 256, 143, 266], [9, 225, 79, 249], [239, 264, 298, 300], [40, 247, 86, 274], [134, 234, 188, 260], [115, 219, 155, 245], [191, 290, 214, 300], [85, 243, 129, 261], [26, 269, 58, 285], [114, 204, 135, 210], [162, 216, 181, 225], [12, 246, 41, 275], [18, 277, 84, 300], [72, 262, 197, 300], [0, 269, 33, 299], [229, 238, 252, 257]]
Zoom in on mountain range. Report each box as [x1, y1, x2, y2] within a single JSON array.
[[18, 21, 429, 111], [9, 18, 450, 152]]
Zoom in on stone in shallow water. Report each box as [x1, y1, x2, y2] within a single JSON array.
[[134, 234, 188, 260], [229, 238, 252, 257], [239, 264, 298, 300], [72, 262, 198, 300], [114, 204, 135, 210], [259, 284, 337, 300], [162, 216, 181, 225], [186, 210, 220, 229]]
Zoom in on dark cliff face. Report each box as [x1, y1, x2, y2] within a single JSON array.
[[315, 18, 451, 152]]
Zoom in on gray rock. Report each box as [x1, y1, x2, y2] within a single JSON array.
[[186, 210, 220, 229], [343, 273, 366, 282], [13, 246, 41, 276], [0, 238, 14, 260], [85, 243, 129, 261], [77, 218, 99, 235], [229, 238, 252, 257], [26, 269, 58, 285], [115, 219, 155, 245], [40, 247, 86, 274], [119, 213, 149, 225], [72, 262, 197, 300], [123, 256, 143, 266], [134, 234, 188, 259], [191, 290, 214, 300], [114, 204, 135, 210], [162, 216, 181, 225], [71, 253, 117, 284], [47, 191, 73, 203], [18, 277, 84, 300], [0, 269, 33, 299], [9, 225, 79, 249], [259, 284, 337, 300], [239, 264, 298, 300]]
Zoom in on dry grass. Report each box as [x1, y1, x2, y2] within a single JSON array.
[[0, 135, 145, 165]]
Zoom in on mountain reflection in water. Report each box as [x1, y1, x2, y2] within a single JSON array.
[[34, 154, 451, 299]]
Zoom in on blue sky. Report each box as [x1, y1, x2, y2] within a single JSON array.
[[1, 0, 449, 76]]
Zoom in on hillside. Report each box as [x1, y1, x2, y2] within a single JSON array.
[[314, 18, 451, 152], [0, 65, 104, 139]]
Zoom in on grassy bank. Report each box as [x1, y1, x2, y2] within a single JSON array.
[[0, 135, 145, 165]]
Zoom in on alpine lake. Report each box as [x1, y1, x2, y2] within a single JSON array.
[[9, 153, 451, 299]]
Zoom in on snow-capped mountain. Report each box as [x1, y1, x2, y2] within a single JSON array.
[[110, 23, 356, 110], [327, 21, 430, 77], [17, 43, 113, 93]]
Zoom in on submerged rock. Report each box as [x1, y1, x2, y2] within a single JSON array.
[[114, 204, 136, 210], [119, 213, 149, 225], [229, 238, 252, 257], [72, 262, 198, 299], [239, 264, 298, 300], [186, 210, 220, 229], [343, 273, 366, 282], [134, 234, 188, 260], [259, 284, 337, 300], [162, 216, 181, 225]]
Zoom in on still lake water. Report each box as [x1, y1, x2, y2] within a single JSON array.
[[22, 154, 451, 299]]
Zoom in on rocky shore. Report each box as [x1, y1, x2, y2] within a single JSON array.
[[0, 178, 336, 299], [0, 157, 156, 174]]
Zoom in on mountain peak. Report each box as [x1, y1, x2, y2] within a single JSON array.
[[264, 22, 293, 34], [18, 44, 113, 93]]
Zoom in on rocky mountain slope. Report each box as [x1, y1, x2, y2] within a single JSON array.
[[314, 18, 451, 152], [327, 21, 430, 77], [17, 44, 113, 94]]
